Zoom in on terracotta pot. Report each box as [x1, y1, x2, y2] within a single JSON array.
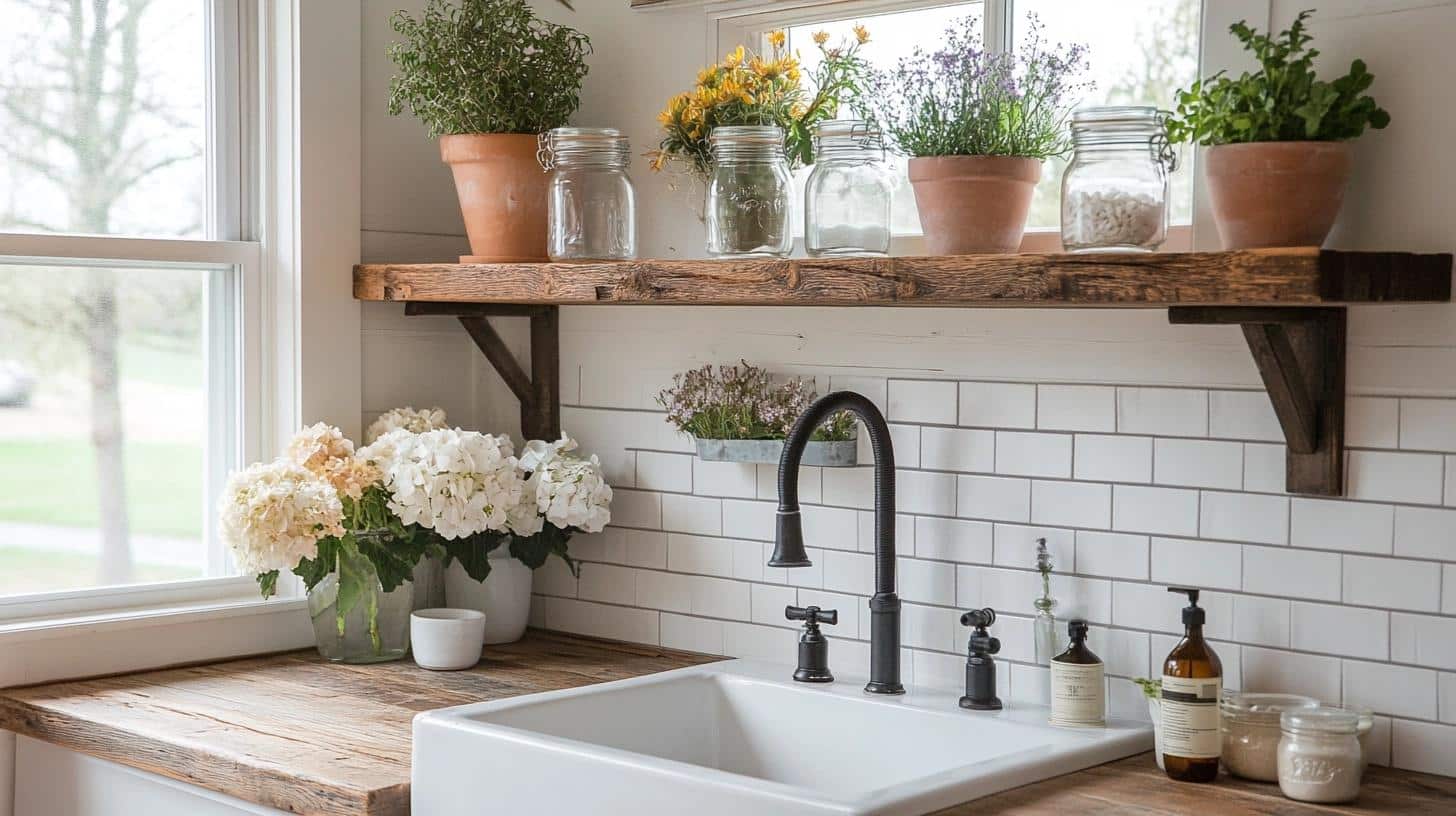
[[440, 133, 549, 263], [908, 156, 1042, 254], [1204, 141, 1353, 249]]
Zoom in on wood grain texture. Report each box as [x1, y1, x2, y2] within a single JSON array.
[[353, 249, 1452, 308], [0, 631, 716, 816], [932, 753, 1456, 815]]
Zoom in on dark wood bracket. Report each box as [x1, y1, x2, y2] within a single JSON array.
[[1170, 307, 1347, 496], [404, 302, 561, 441]]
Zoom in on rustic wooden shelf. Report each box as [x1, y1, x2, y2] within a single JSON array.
[[354, 248, 1452, 496]]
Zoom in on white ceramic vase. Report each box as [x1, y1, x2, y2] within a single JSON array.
[[444, 551, 533, 645]]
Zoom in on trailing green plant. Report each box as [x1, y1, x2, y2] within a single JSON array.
[[387, 0, 592, 137], [1165, 9, 1390, 146]]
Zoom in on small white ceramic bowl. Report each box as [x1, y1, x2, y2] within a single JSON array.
[[411, 608, 486, 671]]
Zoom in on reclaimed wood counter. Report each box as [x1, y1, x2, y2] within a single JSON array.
[[2, 631, 1454, 816]]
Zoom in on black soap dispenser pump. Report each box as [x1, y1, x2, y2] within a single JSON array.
[[1161, 587, 1223, 783]]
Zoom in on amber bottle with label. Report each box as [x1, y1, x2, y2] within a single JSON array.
[[1050, 619, 1105, 727], [1161, 587, 1223, 782]]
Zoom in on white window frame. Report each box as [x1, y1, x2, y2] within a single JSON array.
[[0, 0, 362, 685], [709, 0, 1253, 254]]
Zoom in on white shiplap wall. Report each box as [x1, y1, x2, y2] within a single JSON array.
[[360, 0, 1456, 778]]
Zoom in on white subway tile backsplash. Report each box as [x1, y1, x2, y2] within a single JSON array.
[[1074, 434, 1152, 484], [1442, 674, 1456, 725], [828, 375, 888, 412], [720, 499, 774, 541], [1154, 438, 1243, 489], [1400, 398, 1456, 452], [1201, 491, 1289, 546], [957, 475, 1032, 522], [821, 466, 872, 509], [914, 649, 970, 693], [1290, 498, 1394, 554], [1446, 565, 1456, 615], [1242, 443, 1286, 494], [902, 602, 957, 651], [545, 597, 658, 645], [660, 613, 723, 655], [796, 589, 860, 637], [921, 426, 995, 473], [895, 470, 957, 516], [959, 381, 1036, 429], [1343, 554, 1441, 612], [1151, 538, 1241, 591], [1347, 450, 1445, 505], [610, 489, 662, 530], [857, 510, 914, 555], [577, 563, 636, 606], [636, 451, 693, 492], [1392, 720, 1456, 777], [889, 380, 957, 425], [623, 530, 668, 569], [997, 432, 1073, 478], [1242, 646, 1341, 701], [1344, 660, 1438, 720], [1291, 602, 1387, 660], [1075, 531, 1149, 580], [1117, 387, 1208, 437], [1209, 390, 1282, 443], [891, 424, 922, 468], [662, 494, 722, 535], [1113, 485, 1199, 536], [1112, 584, 1232, 640], [897, 557, 956, 606], [1391, 613, 1456, 671], [1092, 625, 1150, 678], [994, 525, 1074, 572], [756, 464, 821, 504], [1447, 457, 1456, 506], [722, 621, 798, 663], [802, 505, 860, 551], [823, 550, 874, 594], [749, 582, 797, 628], [667, 534, 735, 578], [689, 575, 750, 620], [533, 557, 579, 598], [1031, 480, 1111, 529], [636, 570, 692, 613], [915, 516, 993, 564], [1243, 546, 1341, 601], [692, 458, 757, 498], [1347, 397, 1400, 449], [1233, 594, 1290, 649], [1036, 385, 1116, 432], [1393, 506, 1456, 560]]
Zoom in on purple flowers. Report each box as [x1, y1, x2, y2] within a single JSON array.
[[868, 15, 1091, 158], [656, 361, 856, 442]]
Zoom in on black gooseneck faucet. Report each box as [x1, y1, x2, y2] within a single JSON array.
[[770, 391, 904, 695]]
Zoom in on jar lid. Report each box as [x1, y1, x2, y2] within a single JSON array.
[[814, 119, 884, 154], [710, 125, 785, 145], [538, 127, 630, 169], [1281, 706, 1361, 735], [1220, 691, 1320, 725]]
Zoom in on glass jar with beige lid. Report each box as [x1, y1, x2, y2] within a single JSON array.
[[1220, 691, 1320, 781], [1278, 707, 1365, 803]]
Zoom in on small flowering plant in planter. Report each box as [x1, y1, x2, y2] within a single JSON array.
[[656, 360, 858, 467]]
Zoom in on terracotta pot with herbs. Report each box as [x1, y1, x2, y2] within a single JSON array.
[[1165, 10, 1389, 249], [388, 0, 590, 262], [869, 16, 1088, 255]]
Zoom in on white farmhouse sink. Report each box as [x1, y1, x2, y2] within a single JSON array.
[[412, 659, 1152, 815]]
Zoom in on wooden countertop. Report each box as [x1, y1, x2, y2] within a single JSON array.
[[2, 631, 1453, 815]]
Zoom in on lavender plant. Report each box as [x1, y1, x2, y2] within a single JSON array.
[[868, 15, 1090, 158], [657, 361, 855, 442]]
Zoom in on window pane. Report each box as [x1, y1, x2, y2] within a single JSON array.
[[0, 0, 207, 238], [1017, 0, 1201, 229], [789, 3, 984, 236], [0, 263, 220, 597]]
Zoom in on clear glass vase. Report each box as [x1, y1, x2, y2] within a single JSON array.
[[307, 535, 414, 664], [1033, 596, 1062, 667]]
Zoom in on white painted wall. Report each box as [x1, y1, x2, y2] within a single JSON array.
[[361, 0, 1456, 779]]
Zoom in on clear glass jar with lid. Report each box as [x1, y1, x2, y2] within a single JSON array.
[[1060, 106, 1176, 252], [804, 120, 892, 257], [1278, 706, 1365, 804], [1220, 691, 1320, 781], [539, 127, 637, 261], [706, 125, 793, 258]]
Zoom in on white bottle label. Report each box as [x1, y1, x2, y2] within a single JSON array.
[[1050, 660, 1105, 726], [1160, 674, 1222, 759]]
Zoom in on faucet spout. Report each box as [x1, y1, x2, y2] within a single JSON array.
[[772, 390, 903, 695]]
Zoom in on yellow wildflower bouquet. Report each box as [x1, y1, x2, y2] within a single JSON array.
[[652, 26, 872, 179]]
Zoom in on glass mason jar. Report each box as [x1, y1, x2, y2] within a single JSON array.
[[1060, 106, 1177, 252], [804, 120, 892, 257], [539, 127, 637, 261], [1220, 691, 1320, 781], [307, 532, 414, 664], [706, 125, 793, 258], [1278, 707, 1365, 804]]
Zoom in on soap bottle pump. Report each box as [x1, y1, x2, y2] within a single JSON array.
[[1161, 587, 1223, 783]]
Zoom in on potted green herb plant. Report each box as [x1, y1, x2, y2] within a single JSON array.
[[869, 16, 1088, 254], [387, 0, 591, 262], [1165, 10, 1389, 249], [657, 361, 857, 466]]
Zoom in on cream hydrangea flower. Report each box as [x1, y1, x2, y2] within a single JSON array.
[[285, 422, 381, 500], [218, 460, 344, 574], [364, 406, 449, 445], [360, 427, 525, 540], [515, 433, 613, 534]]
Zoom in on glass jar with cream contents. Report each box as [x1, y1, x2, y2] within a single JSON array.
[[1220, 691, 1320, 781], [1278, 707, 1365, 803]]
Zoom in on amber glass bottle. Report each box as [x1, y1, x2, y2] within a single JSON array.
[[1161, 587, 1223, 783]]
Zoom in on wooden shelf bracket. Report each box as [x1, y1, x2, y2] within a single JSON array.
[[405, 302, 561, 441], [1170, 306, 1347, 496]]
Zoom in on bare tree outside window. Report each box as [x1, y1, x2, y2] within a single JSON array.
[[0, 0, 209, 592]]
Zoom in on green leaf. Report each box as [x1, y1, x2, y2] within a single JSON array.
[[509, 524, 580, 577], [440, 532, 504, 582], [334, 535, 370, 637], [257, 570, 279, 599], [293, 536, 341, 593]]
